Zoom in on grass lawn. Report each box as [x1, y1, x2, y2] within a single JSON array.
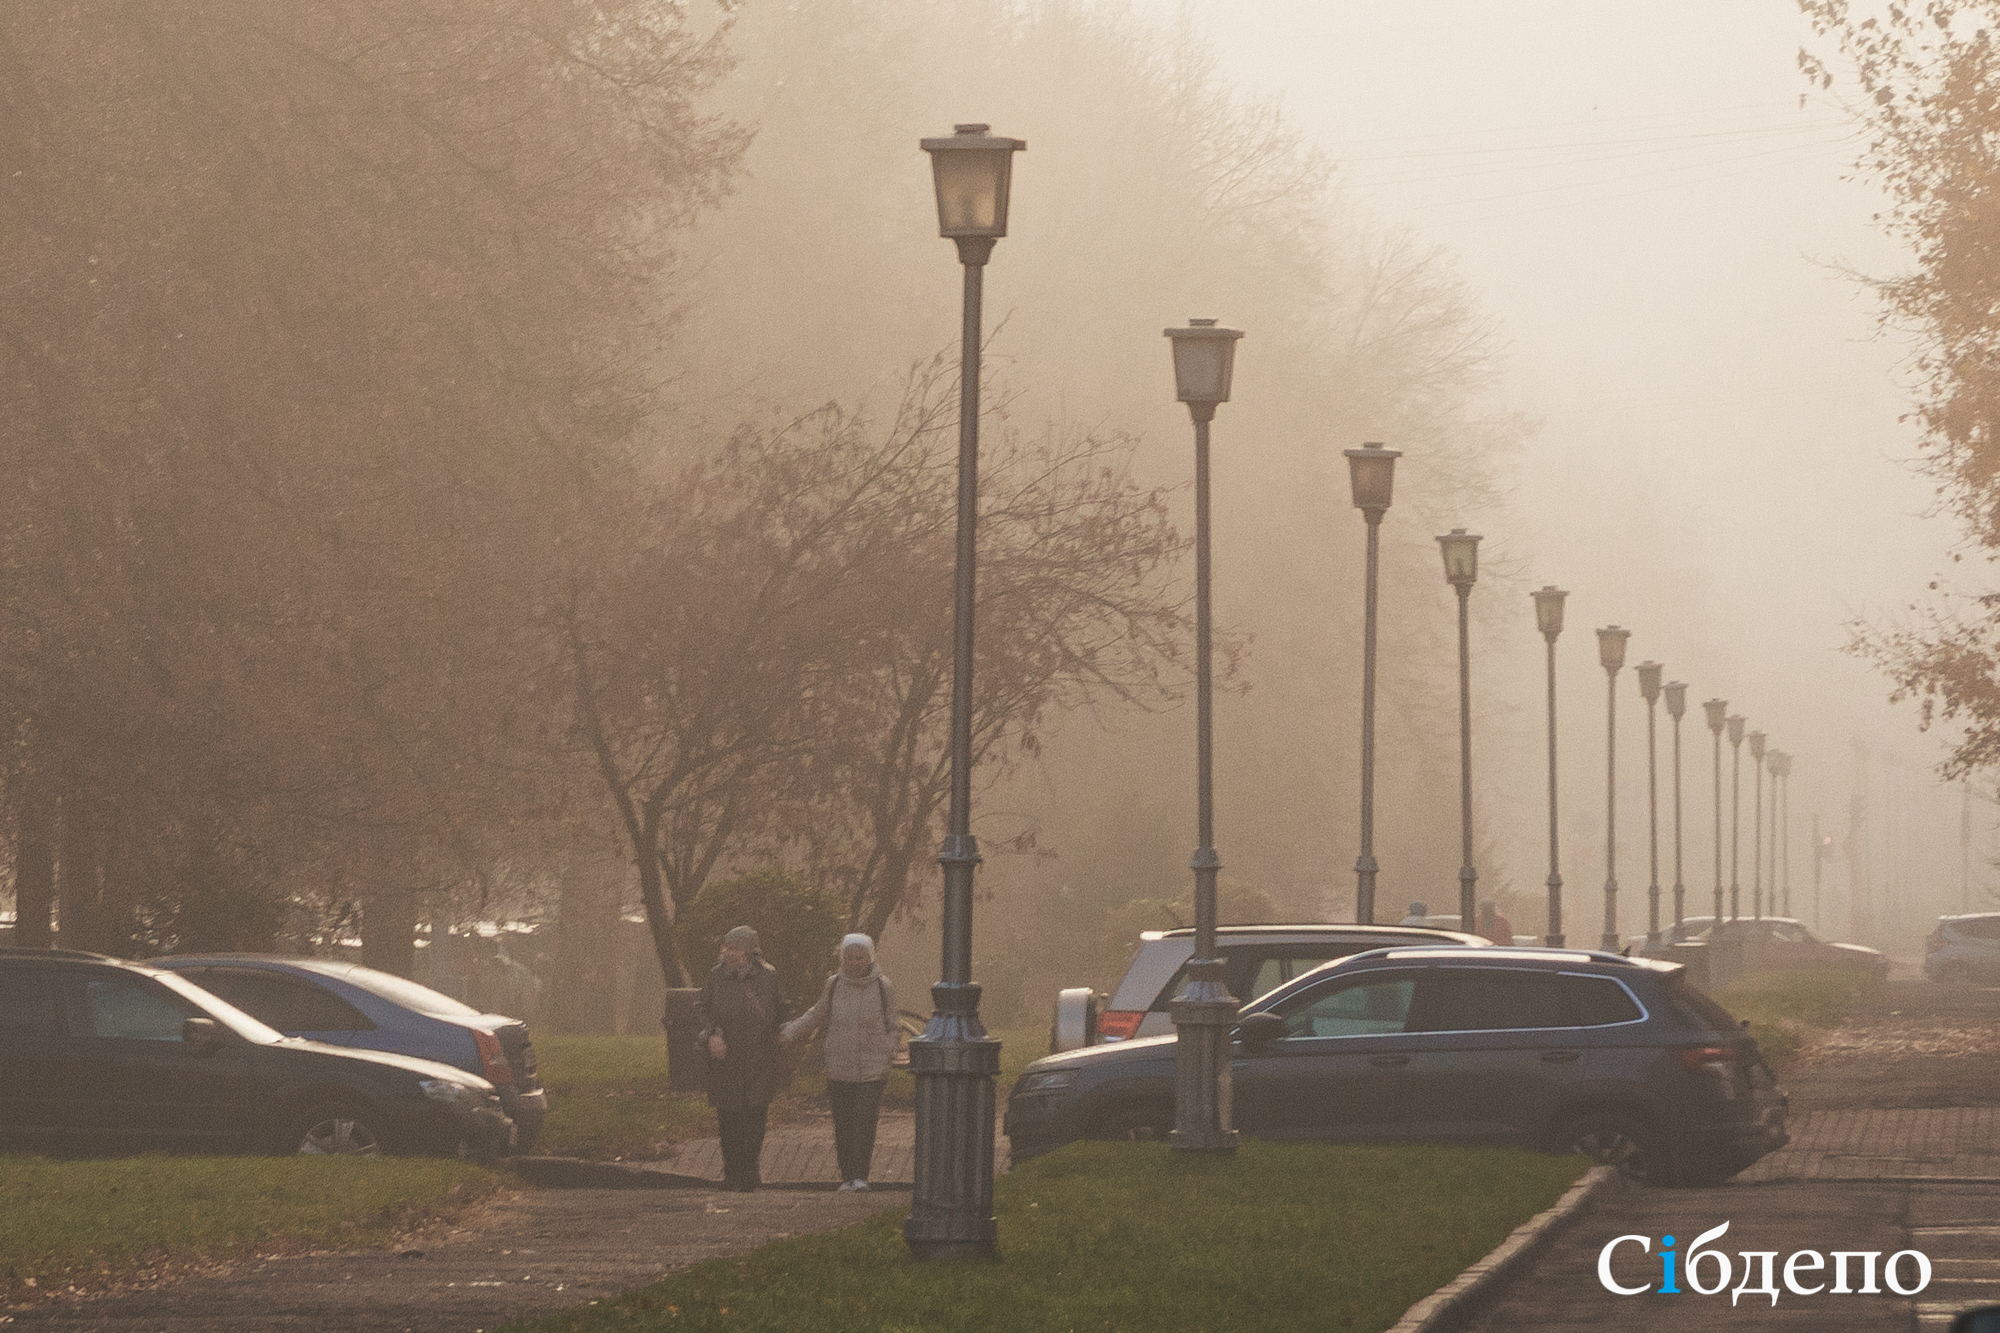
[[536, 1024, 1049, 1160], [1717, 967, 1884, 1067], [503, 1139, 1590, 1333], [0, 1155, 500, 1299]]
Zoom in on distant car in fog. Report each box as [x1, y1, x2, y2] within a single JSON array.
[[152, 955, 544, 1152], [1049, 923, 1490, 1052], [1926, 913, 2000, 985], [1687, 918, 1888, 982]]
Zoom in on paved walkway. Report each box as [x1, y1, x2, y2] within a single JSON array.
[[1739, 1106, 2000, 1181], [642, 1109, 1007, 1187]]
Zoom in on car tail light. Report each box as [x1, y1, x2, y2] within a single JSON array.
[[1675, 1044, 1740, 1082], [1095, 1009, 1144, 1042], [473, 1028, 514, 1085]]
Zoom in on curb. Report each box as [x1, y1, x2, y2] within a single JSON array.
[[1385, 1165, 1614, 1333]]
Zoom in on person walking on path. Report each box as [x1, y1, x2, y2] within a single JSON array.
[[695, 925, 787, 1192], [1476, 899, 1515, 947], [781, 933, 900, 1192]]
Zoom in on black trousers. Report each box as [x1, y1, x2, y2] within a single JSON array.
[[716, 1104, 769, 1189], [828, 1078, 886, 1183]]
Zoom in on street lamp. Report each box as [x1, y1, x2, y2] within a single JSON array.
[[1345, 441, 1400, 924], [1664, 682, 1688, 937], [1636, 662, 1664, 948], [1597, 626, 1631, 951], [1727, 714, 1746, 921], [1748, 730, 1766, 920], [1162, 317, 1245, 1156], [1439, 529, 1482, 929], [906, 122, 1024, 1262], [1533, 586, 1568, 946], [1769, 750, 1793, 916], [1704, 699, 1728, 925]]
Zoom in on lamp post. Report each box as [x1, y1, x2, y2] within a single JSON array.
[[1345, 441, 1400, 924], [1784, 748, 1800, 912], [1665, 682, 1688, 937], [1534, 586, 1568, 946], [1597, 626, 1631, 950], [1748, 730, 1766, 919], [1440, 529, 1482, 930], [1637, 662, 1664, 948], [1162, 317, 1245, 1156], [1704, 699, 1728, 925], [906, 122, 1023, 1262], [1727, 714, 1746, 921]]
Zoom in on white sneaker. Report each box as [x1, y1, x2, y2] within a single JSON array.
[[836, 1180, 858, 1192], [849, 1180, 869, 1192]]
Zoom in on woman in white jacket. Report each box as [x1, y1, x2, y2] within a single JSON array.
[[780, 932, 900, 1191]]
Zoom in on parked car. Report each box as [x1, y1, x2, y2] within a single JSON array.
[[1624, 916, 1719, 951], [152, 954, 545, 1152], [0, 948, 512, 1158], [1008, 945, 1790, 1186], [1690, 918, 1888, 982], [1050, 923, 1491, 1052], [1926, 912, 2000, 985]]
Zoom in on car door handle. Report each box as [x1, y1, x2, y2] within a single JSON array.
[[1369, 1054, 1410, 1067], [1540, 1050, 1581, 1063]]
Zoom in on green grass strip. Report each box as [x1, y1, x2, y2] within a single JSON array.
[[0, 1155, 499, 1294], [505, 1140, 1588, 1333]]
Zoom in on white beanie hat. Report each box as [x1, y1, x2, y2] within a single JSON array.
[[839, 932, 876, 963]]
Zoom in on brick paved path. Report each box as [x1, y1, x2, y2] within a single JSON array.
[[1739, 1106, 2000, 1182]]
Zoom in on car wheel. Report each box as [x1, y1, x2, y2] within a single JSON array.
[[1939, 961, 1975, 986], [1087, 1102, 1171, 1143], [285, 1102, 385, 1157], [1555, 1112, 1670, 1185]]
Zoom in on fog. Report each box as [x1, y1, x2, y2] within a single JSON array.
[[1, 1, 1981, 1028], [820, 1, 1982, 1008]]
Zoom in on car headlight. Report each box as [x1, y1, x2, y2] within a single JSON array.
[[420, 1078, 490, 1111], [1017, 1071, 1076, 1093]]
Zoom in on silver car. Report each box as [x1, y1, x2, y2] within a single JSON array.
[[1050, 923, 1489, 1052], [1926, 913, 2000, 984]]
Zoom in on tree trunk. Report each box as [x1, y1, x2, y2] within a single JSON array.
[[56, 793, 102, 953], [362, 891, 420, 978], [13, 800, 54, 948]]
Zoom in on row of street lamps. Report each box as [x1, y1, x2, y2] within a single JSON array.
[[903, 118, 1809, 1261]]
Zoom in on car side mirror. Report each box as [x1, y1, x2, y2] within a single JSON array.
[[182, 1016, 224, 1054], [1235, 1012, 1287, 1050], [1950, 1307, 2000, 1333]]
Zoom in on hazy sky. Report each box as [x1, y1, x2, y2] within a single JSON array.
[[1130, 0, 1982, 930]]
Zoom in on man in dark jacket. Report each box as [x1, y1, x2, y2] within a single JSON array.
[[694, 924, 787, 1191]]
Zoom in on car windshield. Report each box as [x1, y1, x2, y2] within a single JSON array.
[[152, 969, 288, 1043], [310, 963, 482, 1017]]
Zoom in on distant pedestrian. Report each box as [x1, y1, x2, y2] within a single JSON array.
[[782, 933, 900, 1192], [1399, 900, 1430, 925], [1477, 899, 1515, 947], [695, 925, 787, 1192]]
